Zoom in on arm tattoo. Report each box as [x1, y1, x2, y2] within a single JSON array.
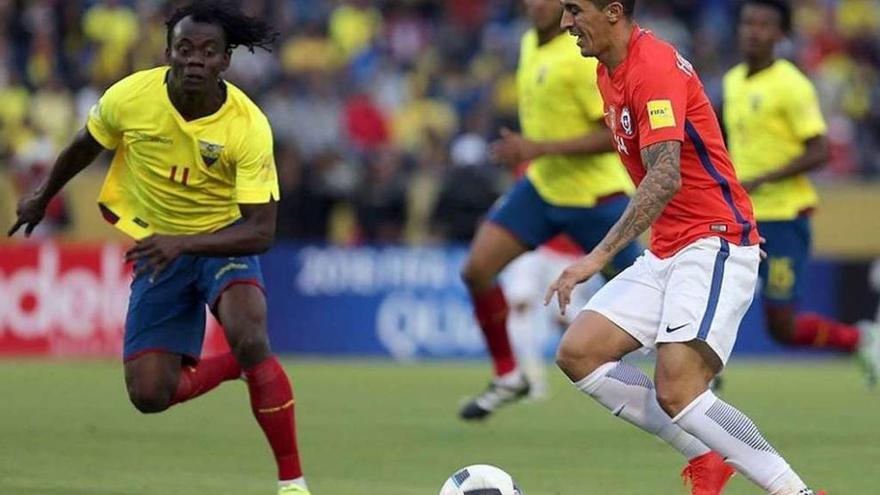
[[595, 140, 682, 257]]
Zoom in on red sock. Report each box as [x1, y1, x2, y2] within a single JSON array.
[[245, 356, 303, 481], [792, 313, 861, 353], [472, 285, 516, 376], [171, 353, 241, 405]]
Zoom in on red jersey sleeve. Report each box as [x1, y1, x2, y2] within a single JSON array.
[[632, 53, 690, 149]]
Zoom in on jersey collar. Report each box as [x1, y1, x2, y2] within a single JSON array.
[[162, 68, 231, 126], [744, 59, 781, 80], [607, 24, 647, 78]]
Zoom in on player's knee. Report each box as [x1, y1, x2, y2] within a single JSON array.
[[654, 374, 709, 418], [460, 262, 492, 292], [766, 324, 792, 345], [224, 304, 267, 343], [127, 383, 173, 414], [231, 335, 270, 367], [225, 313, 270, 367], [764, 306, 796, 344], [555, 339, 598, 381], [555, 321, 619, 381], [511, 301, 530, 314], [654, 381, 690, 418]]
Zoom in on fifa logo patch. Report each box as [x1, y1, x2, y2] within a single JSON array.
[[199, 140, 224, 166], [647, 100, 676, 130]]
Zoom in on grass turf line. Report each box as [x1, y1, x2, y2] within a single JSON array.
[[0, 359, 876, 494]]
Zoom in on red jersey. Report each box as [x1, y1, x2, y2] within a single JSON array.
[[597, 27, 759, 258]]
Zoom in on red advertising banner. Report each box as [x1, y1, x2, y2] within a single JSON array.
[[0, 242, 228, 358]]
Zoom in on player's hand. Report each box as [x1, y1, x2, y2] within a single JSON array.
[[759, 236, 767, 261], [7, 190, 49, 238], [125, 235, 188, 282], [544, 254, 604, 316], [742, 179, 763, 193], [490, 127, 544, 166]]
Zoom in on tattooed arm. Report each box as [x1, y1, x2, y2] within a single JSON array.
[[545, 140, 682, 313], [594, 140, 682, 257]]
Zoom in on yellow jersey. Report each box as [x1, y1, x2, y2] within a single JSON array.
[[518, 30, 633, 207], [723, 60, 826, 221], [87, 67, 279, 239]]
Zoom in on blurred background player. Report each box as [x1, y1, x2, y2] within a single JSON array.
[[722, 0, 880, 384], [549, 0, 824, 493], [7, 2, 309, 494], [503, 165, 606, 400], [458, 0, 638, 421]]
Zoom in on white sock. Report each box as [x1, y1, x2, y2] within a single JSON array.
[[508, 301, 548, 396], [497, 368, 525, 387], [673, 390, 808, 494], [279, 477, 307, 489], [574, 361, 710, 460]]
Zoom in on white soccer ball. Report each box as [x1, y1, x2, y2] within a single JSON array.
[[439, 464, 523, 495]]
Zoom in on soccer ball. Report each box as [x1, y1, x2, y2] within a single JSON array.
[[439, 464, 523, 495]]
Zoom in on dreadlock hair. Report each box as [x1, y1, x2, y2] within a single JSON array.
[[590, 0, 636, 17], [742, 0, 792, 33], [165, 0, 278, 53]]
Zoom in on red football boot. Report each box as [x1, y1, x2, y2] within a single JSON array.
[[681, 451, 736, 495]]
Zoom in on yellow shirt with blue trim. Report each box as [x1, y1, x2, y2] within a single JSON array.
[[723, 60, 826, 221], [518, 30, 633, 207], [87, 67, 279, 239]]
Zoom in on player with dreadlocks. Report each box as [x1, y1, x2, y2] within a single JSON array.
[[9, 1, 311, 493]]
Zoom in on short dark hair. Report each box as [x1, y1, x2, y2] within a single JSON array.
[[742, 0, 792, 33], [166, 0, 278, 53], [590, 0, 636, 16]]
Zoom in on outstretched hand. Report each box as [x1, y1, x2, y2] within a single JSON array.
[[741, 179, 764, 193], [544, 254, 605, 316], [125, 235, 188, 282], [490, 127, 543, 166], [8, 191, 49, 238]]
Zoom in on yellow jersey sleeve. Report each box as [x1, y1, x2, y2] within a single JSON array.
[[783, 73, 827, 140], [235, 114, 280, 204], [86, 79, 127, 149], [519, 32, 632, 207]]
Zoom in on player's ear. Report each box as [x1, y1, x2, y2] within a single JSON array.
[[221, 49, 232, 71], [605, 1, 624, 22], [773, 23, 786, 43]]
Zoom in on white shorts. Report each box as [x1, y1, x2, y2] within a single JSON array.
[[583, 237, 759, 366]]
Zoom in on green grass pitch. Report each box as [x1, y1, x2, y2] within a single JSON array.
[[0, 359, 877, 494]]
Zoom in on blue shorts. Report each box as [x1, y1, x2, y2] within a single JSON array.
[[124, 254, 265, 362], [757, 216, 811, 306], [488, 178, 641, 276]]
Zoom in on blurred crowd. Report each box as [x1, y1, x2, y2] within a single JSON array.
[[1, 0, 879, 243]]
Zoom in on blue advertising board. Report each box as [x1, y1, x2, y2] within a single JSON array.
[[262, 245, 484, 360], [261, 244, 866, 359]]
